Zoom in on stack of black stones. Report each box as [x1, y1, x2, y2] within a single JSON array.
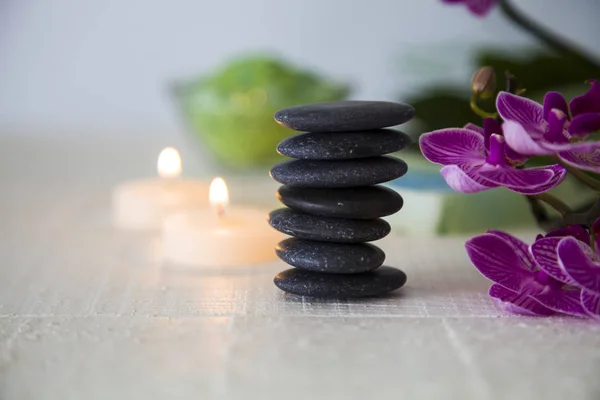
[[268, 101, 414, 298]]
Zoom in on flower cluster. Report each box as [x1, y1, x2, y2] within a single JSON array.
[[499, 81, 600, 172], [419, 76, 600, 319], [420, 81, 600, 195], [431, 0, 600, 320], [419, 118, 566, 194], [466, 223, 600, 320]]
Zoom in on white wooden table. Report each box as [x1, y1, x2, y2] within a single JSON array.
[[1, 132, 600, 400]]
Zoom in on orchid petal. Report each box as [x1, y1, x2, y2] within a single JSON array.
[[483, 118, 502, 150], [555, 139, 600, 153], [465, 234, 534, 292], [466, 0, 498, 16], [592, 218, 600, 250], [489, 284, 555, 316], [538, 141, 581, 152], [558, 148, 600, 173], [476, 164, 556, 191], [439, 165, 496, 193], [487, 230, 536, 271], [502, 120, 550, 156], [531, 287, 586, 317], [593, 217, 600, 234], [486, 134, 510, 166], [542, 136, 600, 153], [546, 229, 570, 238], [483, 118, 502, 134], [558, 237, 600, 293], [568, 113, 600, 137], [530, 237, 578, 285], [505, 147, 529, 164], [543, 92, 569, 120], [506, 164, 566, 195], [496, 91, 545, 133], [545, 225, 590, 244], [419, 128, 485, 166], [544, 109, 569, 143], [442, 0, 498, 17], [464, 122, 484, 134], [570, 225, 591, 244], [581, 289, 600, 320], [570, 80, 600, 117]]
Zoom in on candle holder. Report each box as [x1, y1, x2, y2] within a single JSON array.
[[268, 101, 413, 298]]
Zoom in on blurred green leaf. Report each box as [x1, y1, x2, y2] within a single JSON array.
[[475, 50, 597, 92], [172, 54, 350, 168]]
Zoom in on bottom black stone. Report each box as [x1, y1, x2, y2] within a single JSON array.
[[273, 266, 407, 298]]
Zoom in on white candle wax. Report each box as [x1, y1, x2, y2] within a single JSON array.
[[112, 147, 209, 230], [112, 178, 209, 230], [161, 207, 282, 267]]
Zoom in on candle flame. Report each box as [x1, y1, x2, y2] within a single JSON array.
[[209, 177, 229, 215], [157, 147, 182, 178]]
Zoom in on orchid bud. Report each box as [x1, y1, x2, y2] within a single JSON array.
[[471, 67, 496, 99]]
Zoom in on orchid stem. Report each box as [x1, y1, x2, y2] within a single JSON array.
[[525, 195, 550, 229], [555, 158, 600, 192], [499, 0, 600, 70], [470, 95, 497, 119], [534, 192, 572, 216]]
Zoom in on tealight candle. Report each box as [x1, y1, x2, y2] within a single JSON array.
[[113, 147, 209, 230], [161, 177, 282, 267]]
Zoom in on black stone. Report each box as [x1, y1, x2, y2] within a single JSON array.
[[277, 185, 403, 219], [273, 266, 407, 298], [277, 129, 411, 160], [268, 208, 390, 243], [274, 101, 415, 132], [276, 238, 385, 273], [270, 156, 407, 188]]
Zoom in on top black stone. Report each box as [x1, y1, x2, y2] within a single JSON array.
[[274, 101, 415, 132]]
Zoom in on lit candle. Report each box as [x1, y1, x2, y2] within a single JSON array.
[[112, 147, 209, 230], [161, 177, 282, 267]]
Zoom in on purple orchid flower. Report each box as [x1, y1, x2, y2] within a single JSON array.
[[466, 230, 586, 316], [419, 118, 566, 194], [441, 0, 498, 17], [497, 80, 600, 172], [531, 219, 600, 320]]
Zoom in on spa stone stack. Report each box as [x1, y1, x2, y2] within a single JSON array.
[[269, 101, 413, 298]]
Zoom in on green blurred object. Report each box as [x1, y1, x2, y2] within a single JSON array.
[[173, 55, 350, 168]]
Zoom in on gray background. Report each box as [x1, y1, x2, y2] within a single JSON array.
[[1, 0, 598, 135]]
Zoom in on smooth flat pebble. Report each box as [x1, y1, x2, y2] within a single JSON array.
[[277, 185, 403, 219], [270, 156, 407, 188], [268, 208, 390, 243], [274, 101, 415, 132], [277, 129, 411, 160], [276, 238, 385, 273], [273, 266, 407, 298]]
